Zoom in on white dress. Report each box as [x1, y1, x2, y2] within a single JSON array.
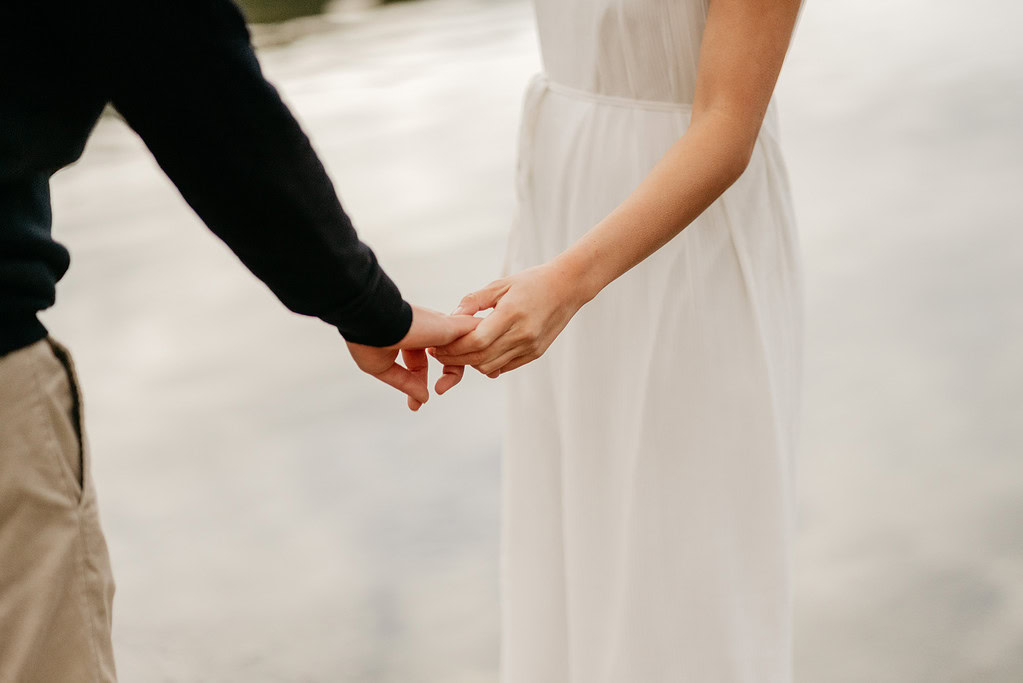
[[501, 1, 803, 682]]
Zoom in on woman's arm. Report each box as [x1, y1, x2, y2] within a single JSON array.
[[433, 0, 803, 386]]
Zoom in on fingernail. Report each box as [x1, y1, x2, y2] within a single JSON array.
[[451, 306, 466, 315]]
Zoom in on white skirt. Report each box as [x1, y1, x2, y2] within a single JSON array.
[[501, 75, 804, 683]]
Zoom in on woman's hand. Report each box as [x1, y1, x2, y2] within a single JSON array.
[[431, 258, 596, 391]]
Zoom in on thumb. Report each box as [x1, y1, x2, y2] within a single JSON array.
[[452, 280, 506, 315]]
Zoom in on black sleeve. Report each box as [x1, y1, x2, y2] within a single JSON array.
[[102, 0, 412, 346]]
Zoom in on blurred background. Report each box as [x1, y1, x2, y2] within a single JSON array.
[[41, 0, 1022, 680]]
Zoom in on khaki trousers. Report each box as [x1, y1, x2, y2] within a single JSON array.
[[0, 339, 116, 682]]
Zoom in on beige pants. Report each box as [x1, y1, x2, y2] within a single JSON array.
[[0, 339, 116, 682]]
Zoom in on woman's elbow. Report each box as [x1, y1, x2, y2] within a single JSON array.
[[718, 144, 754, 189], [727, 146, 754, 183]]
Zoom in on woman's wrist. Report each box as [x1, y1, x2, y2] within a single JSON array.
[[549, 245, 607, 308]]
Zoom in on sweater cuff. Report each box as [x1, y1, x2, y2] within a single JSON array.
[[322, 265, 413, 347]]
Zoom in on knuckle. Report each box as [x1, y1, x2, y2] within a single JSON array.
[[456, 332, 480, 350], [514, 322, 539, 343]]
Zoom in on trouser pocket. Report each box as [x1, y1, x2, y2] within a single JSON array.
[[0, 338, 117, 681], [29, 337, 86, 504], [46, 338, 87, 498]]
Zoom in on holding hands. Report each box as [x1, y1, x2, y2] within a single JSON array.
[[432, 260, 592, 390], [346, 305, 479, 411], [354, 257, 595, 411]]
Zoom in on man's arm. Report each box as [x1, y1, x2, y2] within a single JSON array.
[[100, 0, 410, 347]]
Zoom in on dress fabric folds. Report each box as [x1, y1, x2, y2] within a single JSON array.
[[501, 1, 803, 682]]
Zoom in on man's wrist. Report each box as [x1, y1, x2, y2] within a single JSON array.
[[337, 299, 412, 347]]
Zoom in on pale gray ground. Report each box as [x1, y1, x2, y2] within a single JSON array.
[[41, 0, 1022, 681]]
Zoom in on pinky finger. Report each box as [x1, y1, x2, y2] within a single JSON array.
[[476, 343, 530, 376], [495, 352, 538, 375], [435, 364, 465, 395]]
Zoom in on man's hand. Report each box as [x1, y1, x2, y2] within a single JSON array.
[[346, 305, 480, 411]]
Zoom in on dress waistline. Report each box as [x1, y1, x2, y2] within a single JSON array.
[[537, 74, 694, 113], [531, 73, 780, 135]]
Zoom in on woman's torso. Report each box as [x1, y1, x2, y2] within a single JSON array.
[[533, 0, 709, 104]]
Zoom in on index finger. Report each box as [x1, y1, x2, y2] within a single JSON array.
[[372, 362, 429, 405]]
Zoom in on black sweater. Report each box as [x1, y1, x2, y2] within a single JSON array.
[[0, 0, 412, 356]]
